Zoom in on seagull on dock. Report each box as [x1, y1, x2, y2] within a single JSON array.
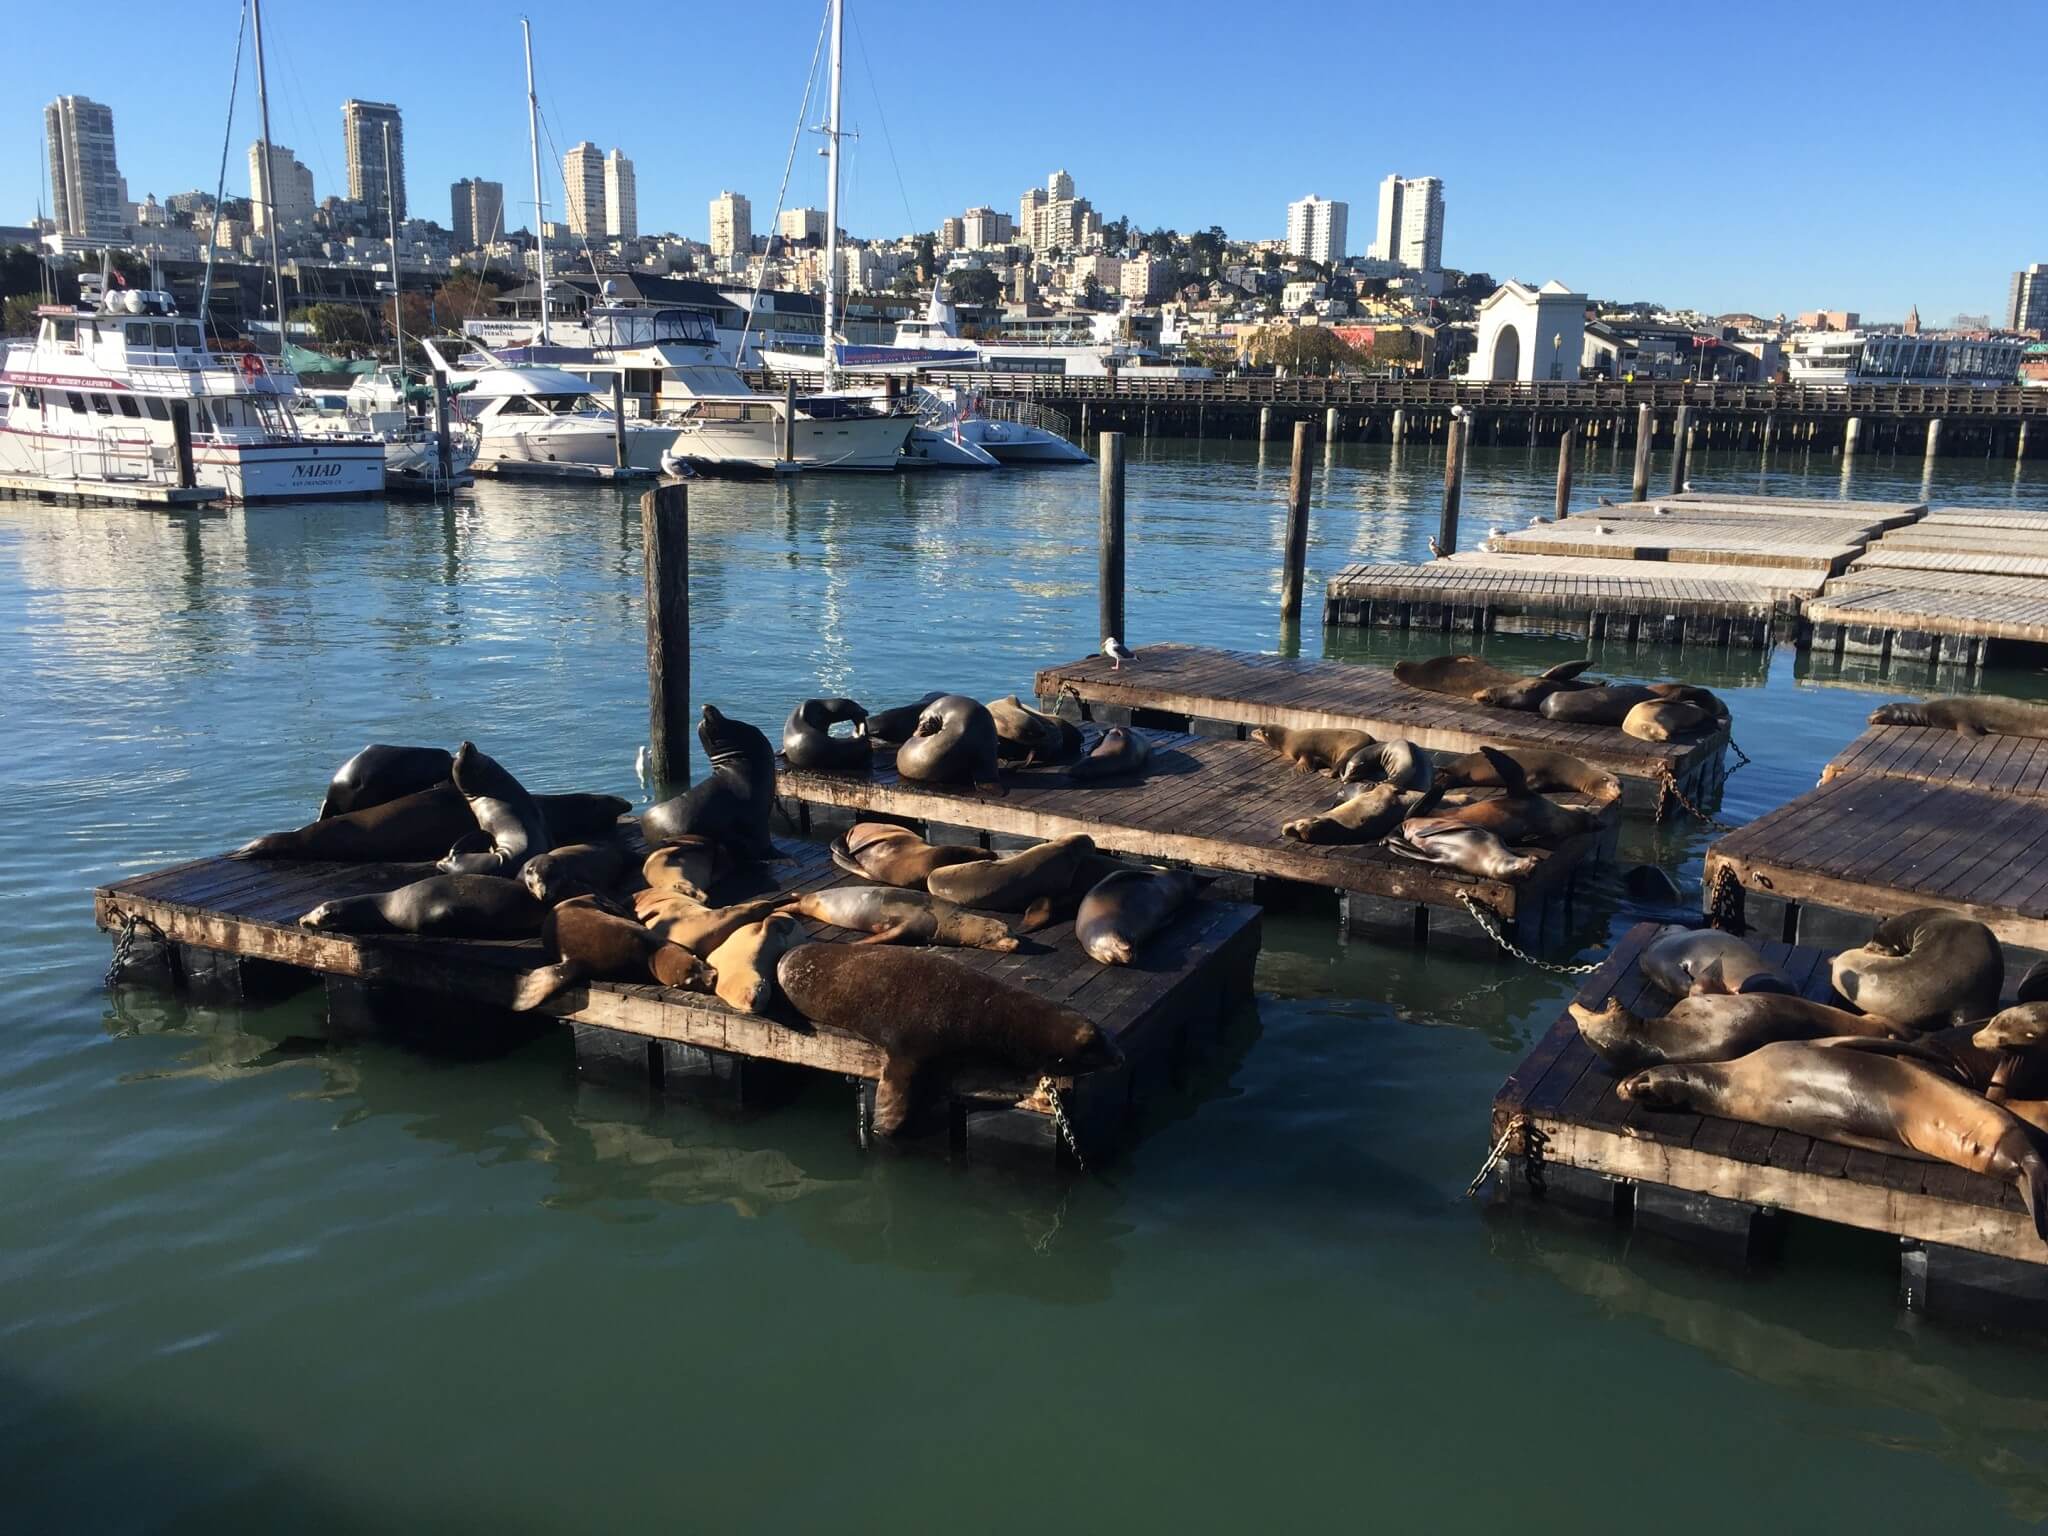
[[1597, 494, 1618, 508], [634, 744, 649, 793], [1593, 523, 1615, 535], [1104, 636, 1137, 672]]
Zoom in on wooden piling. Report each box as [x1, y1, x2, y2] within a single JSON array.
[[1925, 417, 1943, 461], [1668, 405, 1691, 494], [1098, 430, 1126, 646], [1281, 420, 1312, 621], [432, 371, 453, 489], [1631, 403, 1652, 501], [1324, 406, 1339, 443], [1844, 415, 1862, 457], [169, 399, 195, 489], [642, 480, 690, 790], [611, 373, 628, 469], [1259, 404, 1272, 441], [1554, 424, 1575, 520], [783, 378, 797, 464], [1438, 414, 1465, 557]]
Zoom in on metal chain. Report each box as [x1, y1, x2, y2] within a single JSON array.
[[1727, 735, 1752, 769], [849, 1075, 870, 1150], [102, 906, 168, 989], [1039, 1076, 1087, 1173], [1657, 766, 1738, 831], [1707, 862, 1744, 934], [1465, 1114, 1525, 1198], [1456, 893, 1602, 975]]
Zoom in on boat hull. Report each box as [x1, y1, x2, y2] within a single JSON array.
[[472, 421, 676, 474], [673, 411, 910, 473]]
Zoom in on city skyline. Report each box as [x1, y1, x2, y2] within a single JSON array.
[[7, 0, 2046, 321]]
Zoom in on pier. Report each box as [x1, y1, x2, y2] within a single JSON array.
[[0, 472, 223, 508], [1808, 509, 2048, 667]]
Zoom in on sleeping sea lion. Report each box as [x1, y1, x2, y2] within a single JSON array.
[[861, 692, 947, 745], [1641, 925, 1795, 997], [1394, 655, 1593, 706], [988, 696, 1082, 765], [1620, 1043, 2048, 1242], [1075, 868, 1195, 965], [1335, 738, 1433, 791], [783, 697, 871, 773], [779, 886, 1019, 951], [437, 741, 549, 877], [1868, 697, 2048, 739], [895, 695, 1003, 789], [239, 782, 476, 861], [1647, 682, 1727, 720], [1819, 1014, 2048, 1102], [926, 833, 1097, 912], [1538, 684, 1657, 726], [300, 873, 543, 938], [1623, 699, 1712, 742], [2018, 961, 2048, 1005], [773, 945, 1122, 1137], [641, 837, 736, 903], [1068, 726, 1151, 782], [521, 843, 634, 908], [641, 706, 779, 860], [317, 744, 453, 819], [1429, 747, 1600, 848], [1829, 908, 2003, 1030], [1282, 784, 1425, 845], [509, 894, 715, 1011], [1433, 747, 1620, 804], [706, 914, 801, 1013], [633, 891, 784, 955], [535, 794, 633, 845], [1251, 725, 1376, 775], [1384, 817, 1537, 880], [1570, 993, 1905, 1073], [828, 822, 994, 890]]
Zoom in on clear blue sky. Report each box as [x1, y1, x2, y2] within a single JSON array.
[[11, 0, 2045, 322]]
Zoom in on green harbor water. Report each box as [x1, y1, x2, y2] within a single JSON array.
[[5, 437, 2047, 1532]]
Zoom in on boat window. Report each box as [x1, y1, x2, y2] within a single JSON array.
[[496, 396, 537, 415], [144, 398, 168, 421], [48, 319, 76, 344], [14, 386, 38, 409], [117, 396, 141, 418], [154, 323, 177, 348], [125, 322, 151, 346], [66, 392, 86, 413], [91, 394, 114, 415], [176, 324, 201, 348]]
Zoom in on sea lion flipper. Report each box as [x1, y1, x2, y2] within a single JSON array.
[[1017, 896, 1059, 934], [872, 1056, 919, 1137], [853, 920, 915, 946], [1542, 660, 1594, 682], [1477, 746, 1530, 800], [511, 961, 586, 1012]]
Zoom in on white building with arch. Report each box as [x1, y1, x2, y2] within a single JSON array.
[[1466, 279, 1586, 382]]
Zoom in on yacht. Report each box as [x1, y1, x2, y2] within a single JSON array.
[[1, 288, 383, 500], [923, 383, 1090, 465], [418, 338, 678, 475], [298, 367, 479, 492]]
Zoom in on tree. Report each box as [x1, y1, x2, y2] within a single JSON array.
[[431, 275, 501, 331], [1078, 274, 1101, 309], [914, 235, 935, 281], [3, 292, 41, 336], [383, 292, 434, 356], [295, 302, 373, 347], [889, 267, 923, 297], [947, 267, 1001, 306], [1244, 325, 1360, 375]]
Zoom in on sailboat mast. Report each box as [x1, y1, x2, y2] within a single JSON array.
[[249, 0, 288, 340], [820, 0, 843, 392], [523, 17, 551, 345], [383, 123, 404, 370]]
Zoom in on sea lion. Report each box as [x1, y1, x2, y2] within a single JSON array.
[[1620, 1043, 2048, 1241], [1335, 738, 1433, 791], [238, 782, 476, 861], [1282, 784, 1424, 844], [1623, 864, 1686, 906], [436, 741, 549, 877], [510, 894, 715, 1011], [641, 837, 736, 903], [534, 794, 633, 845], [1822, 1015, 2048, 1102], [299, 874, 543, 938], [1641, 925, 1795, 998], [1647, 682, 1727, 720], [828, 822, 994, 890], [782, 697, 871, 773], [1384, 817, 1538, 880], [987, 696, 1082, 765], [1829, 908, 2003, 1030], [706, 914, 801, 1013], [926, 832, 1098, 912], [520, 843, 633, 908], [1570, 993, 1906, 1073], [779, 886, 1019, 951], [317, 744, 453, 819], [861, 691, 947, 745], [2019, 961, 2048, 1006], [1251, 725, 1376, 775], [1538, 684, 1657, 726], [1075, 868, 1195, 965], [1068, 726, 1152, 782], [640, 705, 779, 860], [773, 944, 1122, 1136], [1394, 655, 1593, 705], [895, 695, 1003, 789], [1869, 697, 2048, 740], [1434, 747, 1620, 805], [1430, 746, 1601, 848], [1623, 699, 1712, 742], [633, 891, 784, 955]]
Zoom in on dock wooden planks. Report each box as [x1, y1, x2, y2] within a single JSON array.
[[1492, 923, 2046, 1266], [1485, 513, 1874, 573], [1031, 642, 1726, 812], [94, 838, 1262, 1167], [1821, 723, 2048, 798]]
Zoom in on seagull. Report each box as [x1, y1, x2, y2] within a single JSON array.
[[634, 744, 649, 793], [1594, 523, 1614, 535], [1682, 480, 1695, 493], [1428, 536, 1445, 559], [1597, 494, 1618, 508], [1104, 636, 1137, 671]]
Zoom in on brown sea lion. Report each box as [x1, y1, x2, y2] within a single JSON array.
[[1251, 724, 1377, 775], [641, 837, 736, 903], [1869, 696, 2048, 739], [1384, 817, 1538, 880], [1647, 682, 1728, 720], [299, 874, 543, 938], [317, 745, 453, 819], [1829, 908, 2003, 1030], [1538, 684, 1657, 725], [779, 886, 1019, 951], [1570, 993, 1906, 1073], [773, 945, 1122, 1136], [1620, 1043, 2048, 1241], [1335, 738, 1433, 791], [1010, 851, 1131, 935], [1075, 868, 1195, 965], [895, 695, 1003, 789], [1395, 655, 1593, 706], [987, 696, 1082, 764], [1433, 747, 1620, 804], [925, 833, 1098, 912], [633, 891, 785, 955], [1430, 747, 1600, 848], [1068, 726, 1151, 782], [510, 894, 715, 1010], [782, 698, 871, 773], [1282, 784, 1424, 844], [640, 706, 779, 860], [437, 741, 550, 877], [861, 692, 947, 745], [238, 782, 476, 861], [828, 822, 994, 890], [1641, 925, 1795, 997], [1623, 699, 1712, 742], [1821, 1015, 2048, 1102], [706, 914, 801, 1013], [521, 843, 634, 908]]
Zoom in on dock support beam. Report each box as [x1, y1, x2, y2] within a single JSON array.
[[612, 373, 628, 469], [169, 399, 195, 490], [1438, 413, 1466, 557], [1098, 431, 1126, 647], [1259, 404, 1272, 441], [432, 371, 453, 490], [783, 378, 797, 464], [1554, 424, 1575, 520], [642, 480, 690, 792], [1925, 417, 1943, 460], [1844, 415, 1862, 457], [2020, 420, 2032, 460], [1631, 403, 1652, 501], [1391, 407, 1405, 442], [1281, 421, 1312, 622], [1668, 405, 1691, 494], [1324, 406, 1339, 444]]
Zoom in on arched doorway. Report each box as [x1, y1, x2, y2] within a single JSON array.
[[1490, 324, 1522, 380]]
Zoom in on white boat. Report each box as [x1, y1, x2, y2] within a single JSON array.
[[298, 367, 480, 492], [419, 338, 677, 475], [1, 288, 383, 501], [900, 388, 999, 469]]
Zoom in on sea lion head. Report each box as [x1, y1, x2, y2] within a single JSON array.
[[1334, 746, 1380, 784], [954, 912, 1022, 954], [650, 947, 716, 993], [1250, 726, 1283, 751], [1615, 1062, 1707, 1109], [1974, 1003, 2048, 1051], [1047, 1019, 1124, 1076], [1472, 682, 1540, 710], [697, 705, 774, 770], [299, 900, 348, 931]]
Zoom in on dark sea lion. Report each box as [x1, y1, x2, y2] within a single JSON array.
[[640, 706, 779, 860], [533, 794, 632, 845], [1624, 699, 1712, 742], [1075, 868, 1195, 965], [773, 945, 1122, 1136], [861, 691, 947, 745], [780, 886, 1020, 951], [1068, 726, 1151, 782], [1647, 683, 1728, 720], [828, 822, 994, 890], [1538, 683, 1658, 725], [1434, 746, 1620, 804], [238, 782, 475, 861], [1869, 696, 2048, 740], [782, 697, 871, 773], [1829, 908, 2003, 1030], [988, 696, 1082, 764], [1282, 784, 1426, 844], [437, 741, 549, 877], [633, 891, 784, 955], [1335, 738, 1433, 791], [1395, 655, 1592, 705], [895, 695, 1003, 789], [1571, 993, 1905, 1073], [520, 843, 633, 908], [1251, 724, 1376, 774], [1620, 1043, 2048, 1241], [926, 832, 1097, 912], [706, 914, 801, 1013], [1641, 925, 1795, 997], [1431, 746, 1601, 848], [1384, 817, 1538, 880], [2018, 960, 2048, 1006], [1623, 864, 1685, 905], [299, 873, 543, 938], [1011, 850, 1129, 935], [510, 894, 716, 1010], [317, 745, 453, 819]]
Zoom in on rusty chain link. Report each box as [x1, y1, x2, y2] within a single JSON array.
[[1455, 893, 1602, 975], [1465, 1114, 1551, 1199], [1039, 1076, 1087, 1173], [102, 906, 169, 989]]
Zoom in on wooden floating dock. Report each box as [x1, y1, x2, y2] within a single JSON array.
[[0, 472, 224, 507], [473, 460, 659, 482], [1483, 510, 1880, 574], [1491, 923, 2048, 1319], [92, 838, 1261, 1168], [775, 720, 1616, 951], [1031, 642, 1727, 814]]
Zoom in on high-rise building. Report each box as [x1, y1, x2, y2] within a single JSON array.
[[1284, 195, 1348, 265], [45, 95, 125, 242], [248, 141, 315, 236], [2011, 264, 2048, 334], [1047, 169, 1075, 202], [561, 141, 604, 239], [1018, 187, 1047, 249], [962, 206, 1012, 249], [709, 190, 752, 260], [604, 149, 636, 240], [342, 100, 406, 222], [777, 207, 826, 244], [1018, 173, 1099, 252], [1370, 174, 1444, 271], [451, 177, 505, 251], [939, 217, 965, 251]]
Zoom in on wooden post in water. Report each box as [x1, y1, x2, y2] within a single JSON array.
[[1324, 406, 1339, 443], [1925, 418, 1943, 461], [1259, 404, 1272, 441], [642, 481, 690, 790], [2021, 420, 2032, 461], [169, 399, 195, 489], [1554, 424, 1576, 519], [1281, 420, 1313, 621], [1438, 414, 1466, 557], [782, 378, 798, 464], [1668, 405, 1691, 494], [1098, 431, 1126, 646], [1631, 403, 1652, 500], [1844, 415, 1862, 458], [611, 373, 628, 469], [432, 370, 453, 490]]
